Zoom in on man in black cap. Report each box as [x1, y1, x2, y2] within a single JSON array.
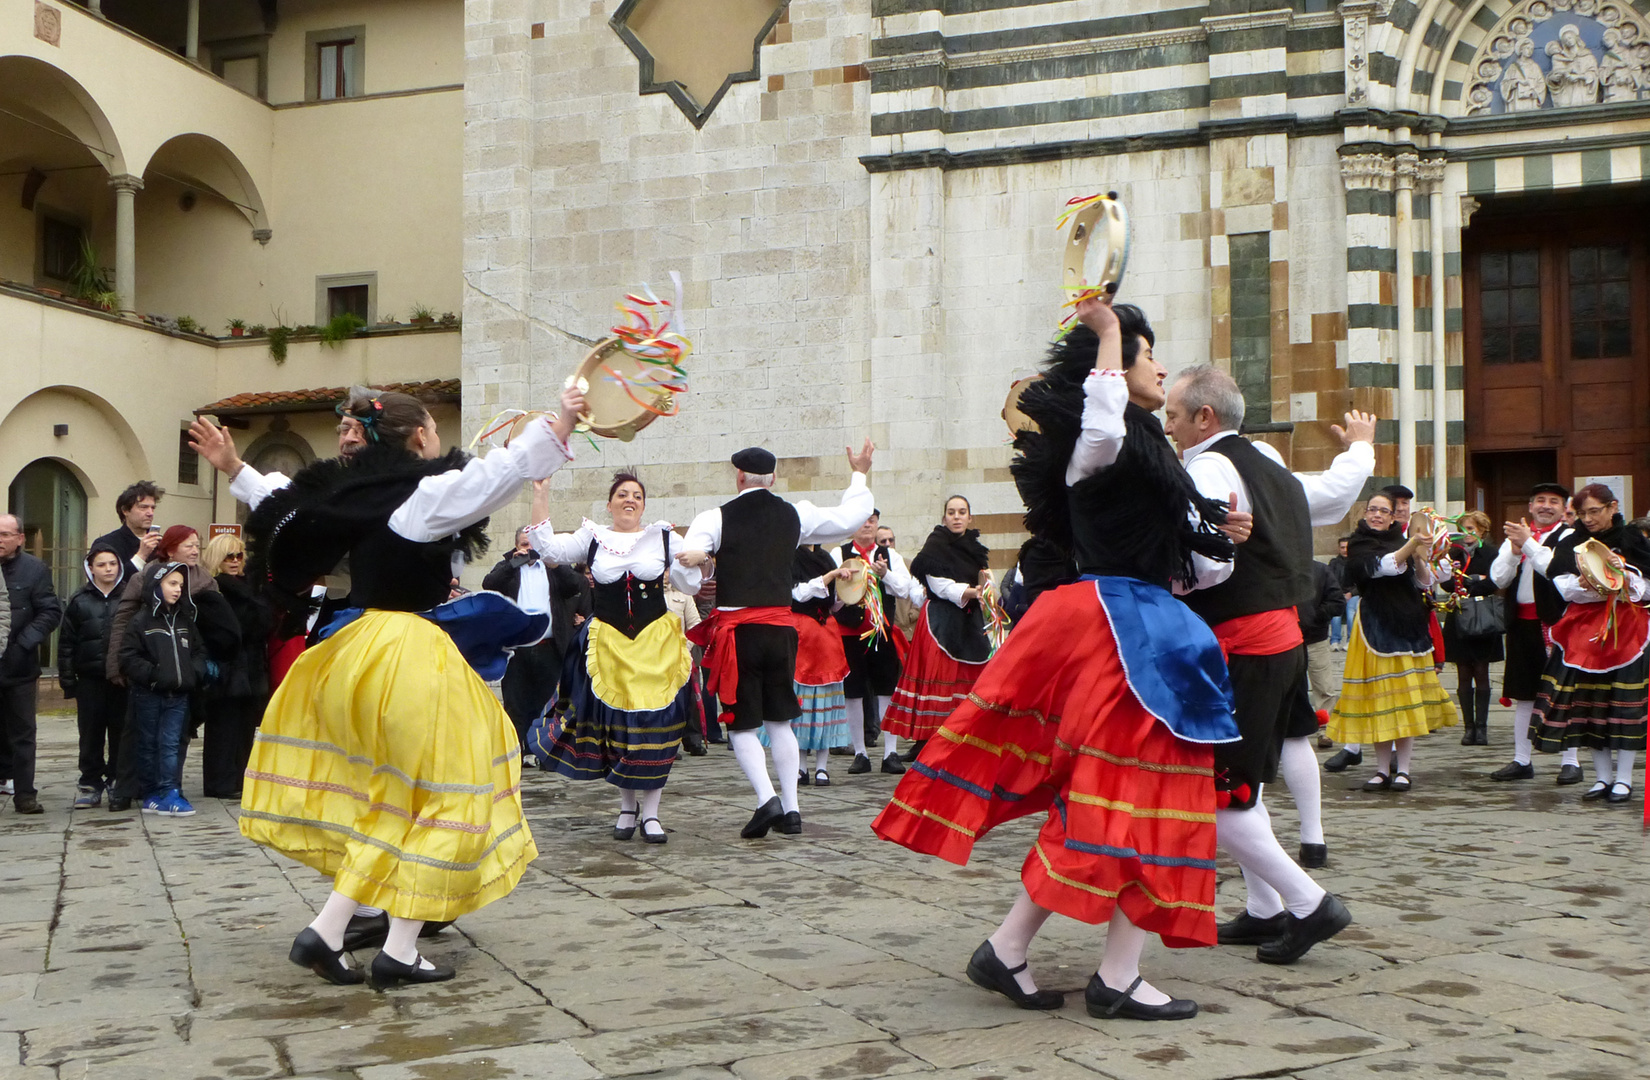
[[681, 441, 876, 837], [1488, 482, 1582, 783]]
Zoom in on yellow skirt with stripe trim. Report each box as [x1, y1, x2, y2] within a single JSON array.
[[1327, 611, 1459, 744], [239, 610, 537, 923]]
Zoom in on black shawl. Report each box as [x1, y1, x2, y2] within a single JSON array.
[[1347, 520, 1431, 654], [910, 525, 989, 589], [1010, 325, 1231, 589], [1549, 514, 1650, 579]]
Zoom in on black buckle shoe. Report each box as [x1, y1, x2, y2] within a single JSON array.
[[1323, 748, 1361, 772], [1215, 910, 1288, 945], [290, 927, 365, 986], [1582, 781, 1611, 801], [614, 809, 638, 841], [775, 810, 802, 835], [1606, 782, 1633, 804], [640, 817, 668, 844], [1298, 843, 1327, 869], [1084, 973, 1198, 1020], [341, 911, 390, 953], [798, 770, 812, 787], [964, 940, 1064, 1010], [1490, 760, 1535, 781], [369, 951, 456, 989], [847, 753, 872, 774], [1555, 763, 1584, 786], [741, 796, 784, 839], [1256, 894, 1352, 965]]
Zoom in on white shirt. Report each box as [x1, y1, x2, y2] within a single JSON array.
[[229, 464, 291, 512], [682, 474, 876, 609], [1489, 524, 1572, 603], [1375, 549, 1438, 587], [515, 559, 552, 615], [1062, 370, 1233, 593], [1552, 569, 1650, 604], [528, 519, 699, 595]]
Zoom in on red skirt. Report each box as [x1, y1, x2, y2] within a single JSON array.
[[882, 603, 986, 740], [871, 583, 1220, 948], [791, 612, 850, 687]]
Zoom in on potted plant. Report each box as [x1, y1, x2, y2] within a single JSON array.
[[410, 303, 435, 327], [246, 323, 266, 337], [266, 325, 292, 363], [92, 290, 120, 313], [376, 313, 398, 327], [68, 236, 111, 307], [227, 318, 247, 337], [437, 311, 459, 328], [176, 315, 201, 334], [320, 312, 366, 347]]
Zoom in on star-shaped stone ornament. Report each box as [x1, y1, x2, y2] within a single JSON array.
[[610, 0, 788, 128]]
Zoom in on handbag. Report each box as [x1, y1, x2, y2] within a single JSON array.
[[1453, 594, 1505, 639]]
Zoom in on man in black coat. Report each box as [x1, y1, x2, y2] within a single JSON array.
[[483, 527, 590, 754], [91, 482, 165, 592], [0, 514, 64, 814]]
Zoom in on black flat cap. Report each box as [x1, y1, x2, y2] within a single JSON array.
[[1530, 482, 1570, 499], [732, 447, 776, 473]]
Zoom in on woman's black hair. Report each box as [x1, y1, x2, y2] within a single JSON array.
[[1114, 303, 1154, 370], [609, 472, 646, 502]]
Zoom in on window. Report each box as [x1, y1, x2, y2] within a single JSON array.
[[177, 430, 200, 486], [1478, 249, 1541, 365], [210, 36, 270, 100], [315, 272, 377, 325], [40, 216, 82, 282], [317, 38, 356, 99], [328, 284, 369, 322], [1228, 232, 1273, 430], [1569, 245, 1631, 360]]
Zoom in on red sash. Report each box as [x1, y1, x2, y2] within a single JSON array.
[[687, 607, 794, 708], [1211, 608, 1303, 659]]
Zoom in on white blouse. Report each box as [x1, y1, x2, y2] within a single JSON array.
[[527, 519, 700, 595]]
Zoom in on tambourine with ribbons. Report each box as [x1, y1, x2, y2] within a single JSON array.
[[565, 273, 692, 442], [1576, 539, 1632, 646], [1057, 192, 1130, 335], [835, 558, 870, 606]]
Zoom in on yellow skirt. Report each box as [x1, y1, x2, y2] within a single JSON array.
[[239, 610, 537, 922], [1327, 611, 1459, 744]]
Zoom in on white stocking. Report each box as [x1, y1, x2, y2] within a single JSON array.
[[1372, 741, 1394, 778], [639, 788, 665, 838], [1394, 737, 1414, 775], [765, 720, 801, 813], [814, 748, 830, 772], [1278, 737, 1324, 845], [730, 729, 776, 806], [619, 789, 639, 813], [1341, 743, 1362, 753], [1561, 746, 1579, 766], [987, 886, 1054, 995], [1614, 749, 1636, 786], [1513, 701, 1535, 765], [382, 916, 434, 969], [1097, 908, 1169, 1006], [846, 698, 867, 756], [357, 905, 384, 918], [308, 890, 360, 953], [1217, 799, 1326, 918], [1592, 748, 1613, 784], [882, 731, 900, 759]]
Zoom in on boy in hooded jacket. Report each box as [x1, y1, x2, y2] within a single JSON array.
[[59, 541, 128, 808], [119, 564, 208, 816]]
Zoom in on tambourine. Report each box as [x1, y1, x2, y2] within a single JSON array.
[[1061, 193, 1130, 301], [1576, 539, 1628, 596], [835, 558, 870, 605], [564, 336, 673, 442], [1002, 376, 1043, 437], [1409, 507, 1452, 560]]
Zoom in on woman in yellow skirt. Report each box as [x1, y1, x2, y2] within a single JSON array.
[[239, 385, 583, 988], [1328, 492, 1459, 791]]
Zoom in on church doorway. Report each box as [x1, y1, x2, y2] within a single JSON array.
[[1462, 190, 1650, 518], [7, 458, 88, 670]]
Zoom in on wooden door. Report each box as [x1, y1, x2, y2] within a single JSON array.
[[1463, 200, 1650, 517]]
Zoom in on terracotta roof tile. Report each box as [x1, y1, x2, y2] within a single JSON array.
[[196, 379, 461, 415]]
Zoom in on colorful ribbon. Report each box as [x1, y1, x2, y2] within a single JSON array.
[[979, 575, 1012, 655], [859, 570, 892, 647], [1056, 193, 1113, 338], [602, 271, 691, 418]]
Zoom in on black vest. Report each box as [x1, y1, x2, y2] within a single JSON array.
[[1180, 435, 1313, 627], [1531, 525, 1571, 625], [716, 490, 801, 608], [793, 546, 838, 622], [350, 526, 458, 613], [588, 528, 670, 639]]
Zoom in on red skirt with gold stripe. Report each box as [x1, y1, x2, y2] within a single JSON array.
[[881, 603, 986, 741], [870, 582, 1220, 948]]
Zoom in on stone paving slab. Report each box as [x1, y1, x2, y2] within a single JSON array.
[[2, 698, 1646, 1078]]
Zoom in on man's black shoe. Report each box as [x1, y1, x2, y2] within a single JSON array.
[[342, 911, 390, 952], [1490, 760, 1535, 781], [740, 796, 784, 839], [1216, 910, 1287, 945], [847, 753, 872, 774], [1256, 894, 1352, 965], [108, 797, 133, 812], [775, 810, 802, 835], [1298, 843, 1327, 869], [13, 795, 42, 815], [880, 755, 906, 775], [1322, 748, 1361, 772], [1555, 763, 1584, 785]]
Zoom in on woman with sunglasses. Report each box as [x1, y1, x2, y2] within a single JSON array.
[[1326, 493, 1459, 791], [1529, 484, 1650, 805], [199, 533, 272, 799]]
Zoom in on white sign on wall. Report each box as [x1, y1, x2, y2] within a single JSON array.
[[1574, 475, 1634, 517]]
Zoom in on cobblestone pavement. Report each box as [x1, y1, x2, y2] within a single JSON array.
[[2, 692, 1645, 1080]]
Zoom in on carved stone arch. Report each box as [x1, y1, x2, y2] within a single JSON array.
[[1455, 0, 1650, 115]]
